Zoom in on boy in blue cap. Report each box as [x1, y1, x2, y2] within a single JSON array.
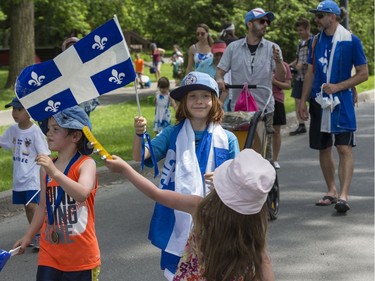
[[0, 97, 50, 251]]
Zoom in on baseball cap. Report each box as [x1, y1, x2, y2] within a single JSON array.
[[170, 72, 219, 101], [245, 8, 275, 26], [53, 105, 92, 130], [212, 40, 227, 54], [62, 37, 79, 51], [213, 149, 276, 215], [310, 1, 341, 16], [5, 97, 23, 109]]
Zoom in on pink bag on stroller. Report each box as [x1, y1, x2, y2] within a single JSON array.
[[234, 82, 258, 112]]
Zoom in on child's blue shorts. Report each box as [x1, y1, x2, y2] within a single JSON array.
[[12, 190, 40, 205], [36, 265, 101, 281]]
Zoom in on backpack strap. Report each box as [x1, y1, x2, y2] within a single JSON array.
[[311, 34, 319, 73]]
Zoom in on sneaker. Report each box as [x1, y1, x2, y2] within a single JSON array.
[[274, 161, 280, 169], [289, 125, 307, 136], [32, 234, 40, 252]]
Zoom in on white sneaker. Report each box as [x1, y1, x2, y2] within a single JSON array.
[[274, 161, 280, 169]]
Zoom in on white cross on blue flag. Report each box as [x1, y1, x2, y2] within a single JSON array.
[[15, 15, 136, 121]]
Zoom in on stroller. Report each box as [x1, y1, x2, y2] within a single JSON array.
[[222, 84, 280, 220]]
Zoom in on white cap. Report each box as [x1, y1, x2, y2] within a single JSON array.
[[213, 149, 276, 215]]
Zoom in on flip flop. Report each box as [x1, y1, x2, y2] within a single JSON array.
[[335, 199, 350, 213], [315, 195, 337, 206]]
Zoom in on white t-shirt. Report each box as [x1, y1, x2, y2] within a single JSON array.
[[0, 123, 50, 191]]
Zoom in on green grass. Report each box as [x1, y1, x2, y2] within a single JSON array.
[[0, 66, 373, 192], [88, 97, 156, 160], [0, 69, 15, 109], [0, 96, 156, 192], [0, 128, 13, 192]]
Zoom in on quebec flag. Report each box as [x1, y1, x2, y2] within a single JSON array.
[[15, 15, 136, 121]]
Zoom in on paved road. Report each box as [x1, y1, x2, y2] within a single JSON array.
[[0, 95, 373, 280]]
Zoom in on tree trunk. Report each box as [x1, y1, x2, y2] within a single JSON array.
[[5, 0, 34, 89]]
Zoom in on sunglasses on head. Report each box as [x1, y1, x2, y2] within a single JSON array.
[[315, 12, 327, 19], [196, 32, 206, 36], [258, 19, 271, 25]]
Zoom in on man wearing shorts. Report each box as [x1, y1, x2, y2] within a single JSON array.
[[289, 17, 312, 136], [298, 1, 368, 213]]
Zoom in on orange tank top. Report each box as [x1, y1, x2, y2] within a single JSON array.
[[38, 155, 101, 271]]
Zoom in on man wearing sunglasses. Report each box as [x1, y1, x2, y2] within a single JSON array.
[[216, 7, 286, 160], [298, 0, 368, 213]]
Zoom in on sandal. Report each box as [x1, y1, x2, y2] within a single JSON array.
[[315, 195, 337, 206], [334, 199, 350, 213]]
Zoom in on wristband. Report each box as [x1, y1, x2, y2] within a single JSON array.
[[136, 133, 144, 137]]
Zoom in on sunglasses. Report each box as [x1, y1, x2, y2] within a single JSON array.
[[258, 19, 271, 26], [315, 12, 327, 19], [196, 32, 206, 36]]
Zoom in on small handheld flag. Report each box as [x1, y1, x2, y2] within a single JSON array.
[[15, 15, 136, 121], [0, 246, 21, 272]]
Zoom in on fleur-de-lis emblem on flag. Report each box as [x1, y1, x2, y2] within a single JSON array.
[[92, 35, 108, 50], [15, 16, 136, 122], [44, 100, 61, 112], [28, 71, 45, 87], [109, 69, 125, 84]]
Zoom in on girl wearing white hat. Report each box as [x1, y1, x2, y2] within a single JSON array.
[[106, 148, 275, 281]]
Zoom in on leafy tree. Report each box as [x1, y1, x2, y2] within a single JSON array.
[[0, 0, 373, 90]]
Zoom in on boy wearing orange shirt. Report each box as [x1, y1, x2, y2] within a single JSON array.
[[134, 53, 145, 88]]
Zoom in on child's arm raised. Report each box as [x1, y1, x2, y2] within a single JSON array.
[[106, 155, 200, 215], [36, 154, 96, 203], [132, 116, 150, 161]]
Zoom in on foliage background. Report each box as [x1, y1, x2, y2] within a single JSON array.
[[0, 0, 373, 75]]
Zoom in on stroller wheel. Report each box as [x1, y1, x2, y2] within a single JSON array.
[[267, 171, 279, 221]]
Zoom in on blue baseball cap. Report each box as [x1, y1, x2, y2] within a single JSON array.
[[5, 97, 23, 109], [53, 105, 92, 130], [310, 1, 341, 16], [245, 8, 275, 26], [170, 72, 219, 101]]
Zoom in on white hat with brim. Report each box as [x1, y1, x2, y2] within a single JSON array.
[[213, 149, 276, 215]]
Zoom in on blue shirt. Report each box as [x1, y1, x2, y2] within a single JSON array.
[[196, 58, 216, 78], [145, 124, 239, 166], [307, 31, 367, 98]]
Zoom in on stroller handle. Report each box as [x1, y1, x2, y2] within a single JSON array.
[[225, 83, 257, 89], [224, 84, 273, 118]]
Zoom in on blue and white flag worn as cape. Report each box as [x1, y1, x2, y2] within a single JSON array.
[[314, 24, 356, 133], [15, 15, 136, 121]]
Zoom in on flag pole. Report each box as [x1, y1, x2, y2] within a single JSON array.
[[134, 78, 142, 116]]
